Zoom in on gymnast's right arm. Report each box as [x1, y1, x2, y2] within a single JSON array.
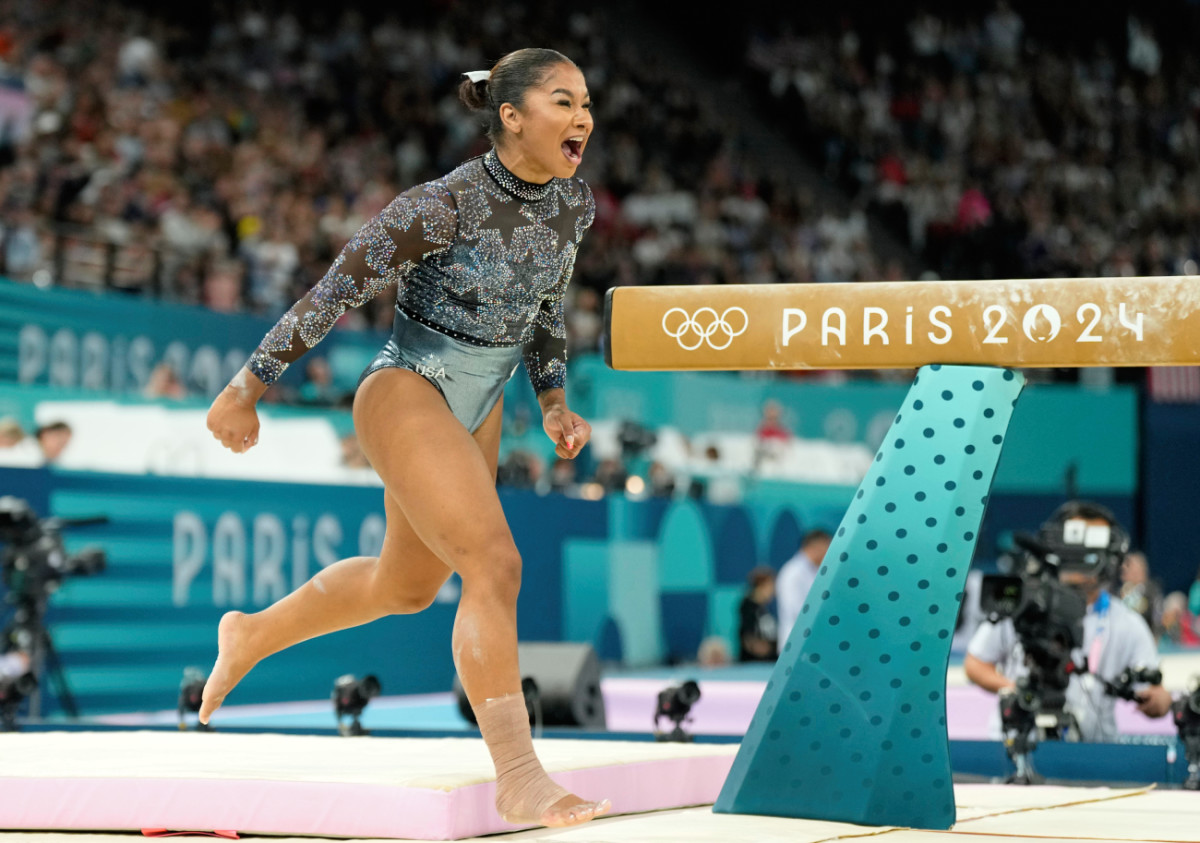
[[206, 183, 458, 453], [963, 620, 1016, 694]]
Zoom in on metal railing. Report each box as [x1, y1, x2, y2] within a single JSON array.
[[2, 221, 222, 300]]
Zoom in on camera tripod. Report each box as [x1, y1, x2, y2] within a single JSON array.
[[1000, 677, 1080, 784], [3, 589, 79, 721]]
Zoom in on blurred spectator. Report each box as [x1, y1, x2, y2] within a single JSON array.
[[738, 566, 778, 662], [340, 433, 370, 469], [298, 358, 339, 407], [0, 417, 24, 448], [35, 421, 72, 463], [591, 457, 628, 493], [244, 216, 301, 313], [548, 457, 577, 495], [776, 529, 833, 644], [983, 1, 1024, 68], [754, 399, 791, 468], [1160, 591, 1200, 648], [2, 207, 43, 279], [497, 449, 544, 490], [698, 635, 732, 667], [566, 287, 604, 355], [647, 460, 677, 498], [755, 400, 791, 443], [617, 420, 657, 462], [202, 261, 246, 313], [1127, 16, 1161, 77], [143, 362, 187, 400], [1118, 550, 1163, 636], [0, 417, 43, 467]]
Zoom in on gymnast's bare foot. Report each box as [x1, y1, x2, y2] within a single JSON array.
[[499, 791, 612, 828], [538, 794, 612, 828], [198, 611, 257, 725]]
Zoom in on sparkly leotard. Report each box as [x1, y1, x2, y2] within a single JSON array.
[[246, 150, 595, 431]]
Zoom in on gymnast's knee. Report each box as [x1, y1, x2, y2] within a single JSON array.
[[380, 585, 441, 615], [368, 558, 444, 615], [459, 543, 522, 605]]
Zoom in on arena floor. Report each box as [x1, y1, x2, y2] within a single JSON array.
[[2, 728, 1197, 842], [2, 785, 1197, 842]]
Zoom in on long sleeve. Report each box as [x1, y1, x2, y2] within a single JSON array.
[[521, 182, 594, 395], [520, 243, 574, 394], [246, 182, 458, 386]]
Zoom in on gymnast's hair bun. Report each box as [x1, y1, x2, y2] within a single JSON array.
[[458, 74, 490, 110]]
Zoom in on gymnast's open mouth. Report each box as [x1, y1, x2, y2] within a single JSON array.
[[562, 136, 584, 164]]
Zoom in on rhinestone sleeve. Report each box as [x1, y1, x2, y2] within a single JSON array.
[[246, 182, 458, 386], [522, 182, 595, 395], [521, 245, 573, 394]]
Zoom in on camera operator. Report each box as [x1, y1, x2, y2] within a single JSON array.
[[965, 501, 1172, 742], [1, 496, 106, 722]]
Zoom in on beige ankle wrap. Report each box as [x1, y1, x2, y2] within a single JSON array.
[[474, 692, 570, 823]]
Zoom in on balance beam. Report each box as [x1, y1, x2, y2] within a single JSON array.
[[604, 276, 1198, 370]]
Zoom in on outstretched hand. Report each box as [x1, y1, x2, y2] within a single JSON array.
[[543, 405, 591, 460]]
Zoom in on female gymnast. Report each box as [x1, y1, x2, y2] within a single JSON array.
[[201, 48, 608, 829]]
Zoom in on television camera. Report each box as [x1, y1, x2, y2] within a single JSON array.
[[0, 496, 106, 726], [979, 502, 1130, 783]]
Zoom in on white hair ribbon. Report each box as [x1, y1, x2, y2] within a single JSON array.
[[464, 70, 491, 83]]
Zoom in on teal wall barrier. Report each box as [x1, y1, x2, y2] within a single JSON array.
[[0, 277, 382, 397], [0, 276, 1137, 493], [570, 356, 1137, 495], [0, 466, 827, 714], [715, 365, 1025, 830]]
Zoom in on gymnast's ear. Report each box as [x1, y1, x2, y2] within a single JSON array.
[[498, 101, 523, 137]]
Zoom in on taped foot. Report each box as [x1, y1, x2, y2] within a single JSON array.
[[497, 782, 611, 827], [475, 692, 611, 827], [198, 611, 256, 725]]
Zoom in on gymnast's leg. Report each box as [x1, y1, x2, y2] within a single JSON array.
[[198, 392, 479, 724], [351, 368, 608, 827]]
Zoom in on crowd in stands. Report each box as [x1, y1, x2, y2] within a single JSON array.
[[0, 418, 73, 467], [746, 3, 1200, 281], [1119, 551, 1200, 649], [493, 398, 871, 503], [7, 2, 1197, 504], [0, 0, 886, 378]]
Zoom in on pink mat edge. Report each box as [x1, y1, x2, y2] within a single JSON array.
[[0, 753, 736, 840]]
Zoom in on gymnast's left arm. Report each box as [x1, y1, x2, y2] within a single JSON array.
[[527, 185, 595, 460], [527, 252, 591, 460]]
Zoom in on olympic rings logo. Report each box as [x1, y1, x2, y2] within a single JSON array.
[[662, 307, 750, 351]]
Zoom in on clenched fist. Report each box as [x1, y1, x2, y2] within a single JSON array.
[[207, 368, 267, 453]]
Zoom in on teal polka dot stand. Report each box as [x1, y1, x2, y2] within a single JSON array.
[[714, 365, 1026, 830]]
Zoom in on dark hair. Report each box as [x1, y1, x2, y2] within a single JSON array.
[[36, 421, 71, 437], [747, 566, 775, 589], [457, 48, 577, 144], [802, 529, 832, 548]]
